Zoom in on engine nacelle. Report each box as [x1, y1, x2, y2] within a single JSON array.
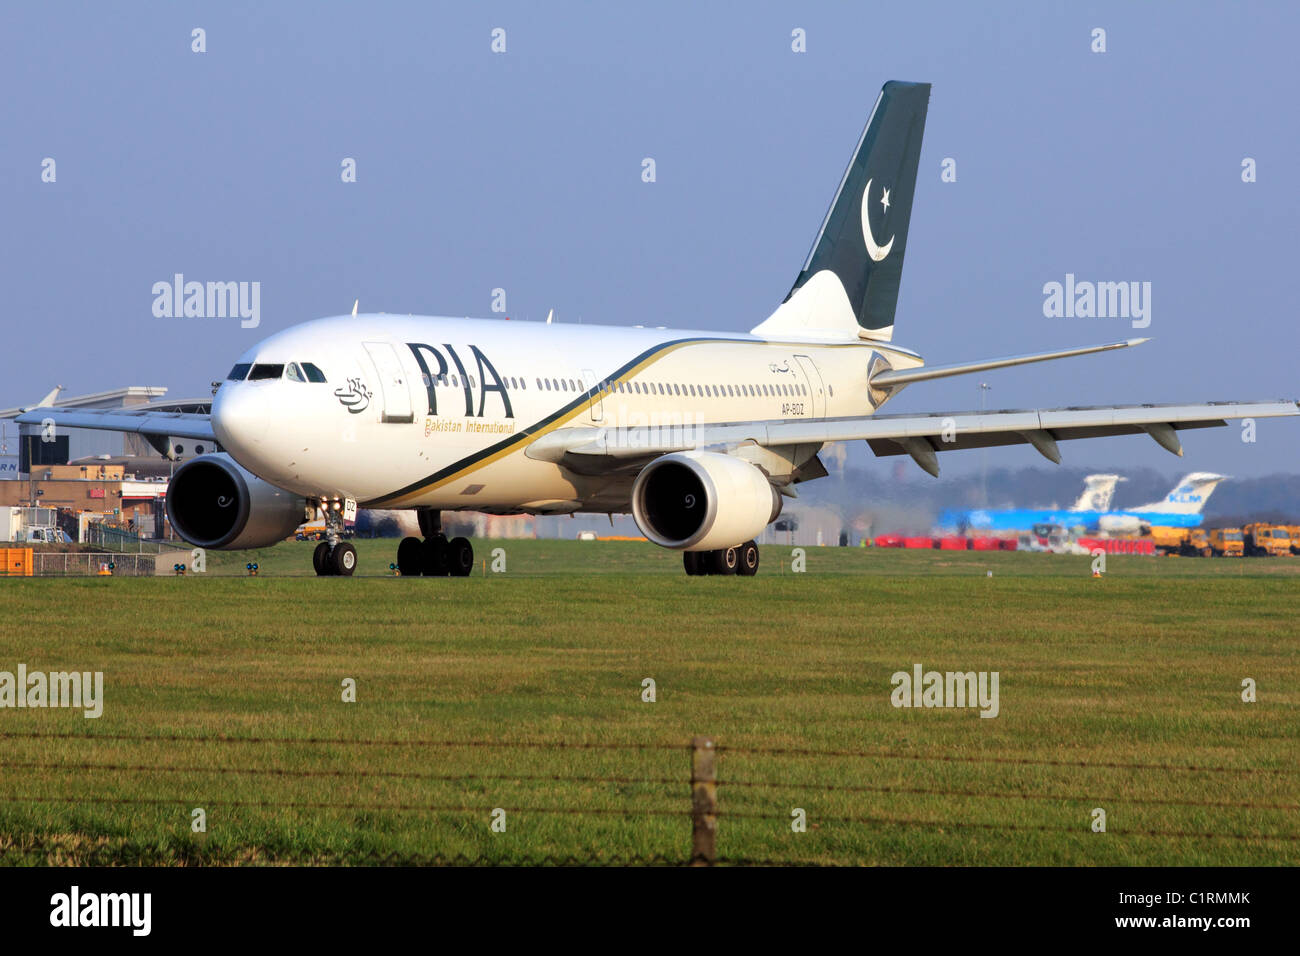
[[1097, 514, 1143, 534], [632, 451, 781, 551], [166, 453, 308, 550]]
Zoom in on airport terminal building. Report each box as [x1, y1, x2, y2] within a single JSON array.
[[0, 386, 212, 540]]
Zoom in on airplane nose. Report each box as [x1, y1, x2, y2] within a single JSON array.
[[212, 383, 269, 451]]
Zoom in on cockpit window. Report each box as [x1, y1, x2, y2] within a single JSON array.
[[248, 363, 285, 381], [228, 363, 252, 381], [301, 362, 327, 383], [285, 362, 306, 383]]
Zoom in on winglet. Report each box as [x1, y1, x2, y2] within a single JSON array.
[[37, 386, 64, 407]]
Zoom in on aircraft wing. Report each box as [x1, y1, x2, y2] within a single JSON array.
[[528, 399, 1299, 477], [14, 407, 216, 442]]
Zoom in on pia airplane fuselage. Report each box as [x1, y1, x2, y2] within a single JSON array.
[[213, 314, 919, 513]]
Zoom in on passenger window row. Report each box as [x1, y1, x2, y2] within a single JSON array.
[[226, 361, 827, 403], [422, 373, 534, 390], [604, 380, 808, 399]]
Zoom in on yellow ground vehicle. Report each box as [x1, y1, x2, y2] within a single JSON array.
[[1243, 523, 1291, 557], [1208, 528, 1244, 557], [1150, 526, 1211, 557], [1289, 527, 1300, 556]]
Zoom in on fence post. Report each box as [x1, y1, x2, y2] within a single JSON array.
[[690, 735, 717, 866]]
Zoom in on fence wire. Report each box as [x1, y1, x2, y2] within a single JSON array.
[[0, 732, 1293, 865]]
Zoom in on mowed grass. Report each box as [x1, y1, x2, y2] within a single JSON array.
[[0, 540, 1296, 866]]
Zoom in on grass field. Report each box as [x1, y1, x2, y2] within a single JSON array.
[[1, 540, 1297, 866]]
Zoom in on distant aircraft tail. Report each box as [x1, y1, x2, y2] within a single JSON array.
[[1139, 472, 1227, 514], [752, 80, 931, 344], [1070, 474, 1124, 512]]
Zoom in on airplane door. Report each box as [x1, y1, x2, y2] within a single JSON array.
[[581, 369, 604, 423], [363, 342, 415, 423], [793, 354, 825, 418]]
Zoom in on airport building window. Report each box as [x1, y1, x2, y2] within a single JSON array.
[[227, 363, 252, 381]]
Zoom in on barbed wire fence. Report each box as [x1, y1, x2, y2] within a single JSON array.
[[0, 732, 1295, 866]]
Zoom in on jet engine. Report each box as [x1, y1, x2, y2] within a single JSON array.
[[1097, 514, 1144, 534], [166, 453, 308, 550], [631, 451, 781, 551]]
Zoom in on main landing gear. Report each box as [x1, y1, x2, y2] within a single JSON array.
[[396, 510, 474, 578], [683, 540, 760, 576], [313, 503, 357, 577]]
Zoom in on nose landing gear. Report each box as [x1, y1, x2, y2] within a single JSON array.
[[312, 499, 357, 576]]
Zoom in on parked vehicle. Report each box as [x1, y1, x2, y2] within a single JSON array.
[[1150, 526, 1211, 557], [1208, 528, 1244, 557], [1243, 523, 1291, 557]]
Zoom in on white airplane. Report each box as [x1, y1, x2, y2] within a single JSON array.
[[1096, 472, 1228, 532], [19, 81, 1298, 576], [1072, 474, 1124, 514]]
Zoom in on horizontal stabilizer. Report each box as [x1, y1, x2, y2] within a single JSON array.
[[868, 339, 1148, 387]]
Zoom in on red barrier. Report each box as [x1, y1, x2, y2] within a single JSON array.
[[997, 539, 1018, 551], [904, 537, 935, 549], [970, 537, 1001, 551], [938, 536, 968, 550], [873, 534, 905, 548]]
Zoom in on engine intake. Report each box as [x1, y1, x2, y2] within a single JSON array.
[[632, 451, 780, 551], [166, 453, 307, 550]]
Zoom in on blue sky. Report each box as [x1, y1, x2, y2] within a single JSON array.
[[2, 1, 1296, 476]]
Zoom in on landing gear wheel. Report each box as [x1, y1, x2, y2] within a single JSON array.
[[331, 541, 357, 576], [737, 540, 760, 576], [313, 541, 333, 576], [683, 551, 704, 576], [711, 547, 739, 575], [396, 536, 423, 576], [421, 535, 449, 576], [447, 537, 474, 577]]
